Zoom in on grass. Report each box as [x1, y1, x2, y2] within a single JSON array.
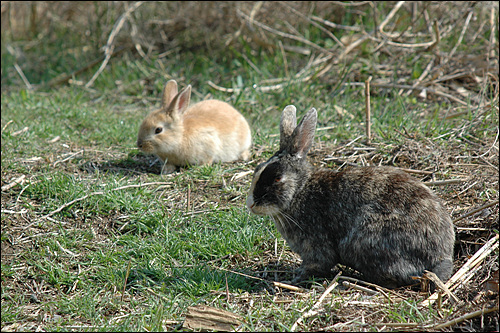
[[2, 2, 499, 332]]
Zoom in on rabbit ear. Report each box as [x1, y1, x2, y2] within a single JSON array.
[[169, 85, 191, 116], [161, 80, 178, 108], [280, 105, 298, 151], [289, 108, 317, 158]]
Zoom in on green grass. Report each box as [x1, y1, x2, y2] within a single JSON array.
[[2, 2, 498, 331]]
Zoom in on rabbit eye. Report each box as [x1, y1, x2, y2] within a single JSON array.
[[155, 127, 163, 134], [274, 177, 282, 183]]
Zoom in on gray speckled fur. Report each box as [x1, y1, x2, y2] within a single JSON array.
[[247, 106, 455, 288]]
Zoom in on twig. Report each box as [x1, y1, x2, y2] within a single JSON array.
[[2, 120, 14, 133], [422, 270, 459, 303], [236, 8, 333, 55], [378, 1, 406, 38], [20, 191, 105, 230], [365, 77, 372, 144], [55, 240, 80, 257], [1, 209, 28, 214], [426, 20, 440, 51], [182, 208, 230, 217], [86, 1, 144, 88], [207, 77, 311, 93], [326, 310, 386, 330], [378, 37, 438, 49], [341, 277, 394, 303], [278, 40, 289, 77], [342, 281, 378, 295], [456, 227, 490, 232], [375, 322, 421, 327], [273, 281, 304, 293], [230, 171, 253, 182], [12, 127, 29, 136], [1, 175, 26, 191], [62, 326, 105, 330], [211, 265, 305, 293], [112, 182, 172, 191], [14, 63, 33, 90], [46, 46, 130, 88], [338, 276, 405, 298], [404, 55, 435, 96], [423, 179, 465, 186], [53, 150, 84, 167], [396, 168, 433, 175], [44, 191, 104, 220], [279, 2, 344, 49], [470, 126, 499, 159], [432, 306, 499, 330], [171, 255, 231, 268], [291, 272, 341, 331], [225, 1, 263, 46], [22, 181, 177, 229], [323, 157, 359, 167], [145, 287, 172, 303], [452, 200, 499, 223], [322, 33, 370, 69], [311, 15, 362, 32], [444, 10, 473, 65], [207, 80, 235, 93], [375, 18, 440, 49]]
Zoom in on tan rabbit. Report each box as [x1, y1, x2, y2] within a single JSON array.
[[137, 80, 252, 174]]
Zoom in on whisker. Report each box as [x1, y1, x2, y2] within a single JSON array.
[[279, 211, 303, 231], [272, 215, 286, 232]]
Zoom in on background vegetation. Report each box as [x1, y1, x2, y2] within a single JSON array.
[[1, 1, 498, 331]]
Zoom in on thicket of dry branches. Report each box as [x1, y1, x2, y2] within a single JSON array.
[[2, 1, 499, 98], [1, 1, 498, 331]]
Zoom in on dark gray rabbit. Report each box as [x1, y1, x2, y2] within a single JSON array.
[[246, 105, 455, 288]]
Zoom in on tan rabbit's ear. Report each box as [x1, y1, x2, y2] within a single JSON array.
[[169, 85, 191, 115], [280, 105, 297, 151], [161, 80, 178, 108], [290, 108, 317, 158]]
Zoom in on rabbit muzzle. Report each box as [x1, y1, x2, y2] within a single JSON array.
[[246, 193, 281, 216], [137, 138, 155, 153], [246, 194, 256, 213]]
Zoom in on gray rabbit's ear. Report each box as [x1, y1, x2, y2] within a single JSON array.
[[290, 108, 317, 158], [280, 105, 298, 151], [161, 80, 178, 108]]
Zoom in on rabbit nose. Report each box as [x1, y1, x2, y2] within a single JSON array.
[[137, 139, 143, 148], [246, 195, 255, 211]]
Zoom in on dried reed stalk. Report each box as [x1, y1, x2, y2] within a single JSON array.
[[420, 234, 499, 307], [365, 77, 372, 144]]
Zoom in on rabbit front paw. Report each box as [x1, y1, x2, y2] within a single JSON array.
[[291, 263, 334, 284], [160, 163, 177, 175]]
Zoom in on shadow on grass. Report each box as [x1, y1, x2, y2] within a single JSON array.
[[79, 152, 163, 176], [118, 258, 362, 298], [122, 265, 270, 296]]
